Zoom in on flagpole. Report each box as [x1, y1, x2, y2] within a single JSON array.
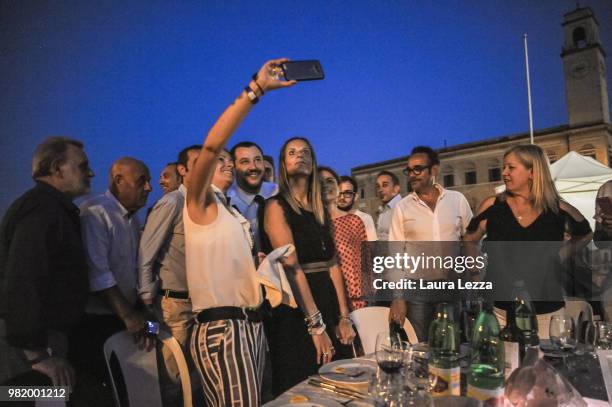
[[524, 33, 534, 144]]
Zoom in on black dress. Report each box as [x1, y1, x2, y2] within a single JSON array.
[[261, 195, 344, 396], [467, 196, 591, 313]]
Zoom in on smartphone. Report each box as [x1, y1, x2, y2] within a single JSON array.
[[145, 321, 160, 336], [281, 60, 324, 81], [597, 197, 612, 215]]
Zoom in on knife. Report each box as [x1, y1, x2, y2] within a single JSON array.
[[307, 378, 367, 399]]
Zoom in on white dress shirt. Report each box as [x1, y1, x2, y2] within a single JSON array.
[[80, 190, 141, 314], [376, 194, 402, 241], [354, 209, 378, 241], [389, 184, 472, 241]]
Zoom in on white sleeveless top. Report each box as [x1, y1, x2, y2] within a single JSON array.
[[183, 192, 262, 312]]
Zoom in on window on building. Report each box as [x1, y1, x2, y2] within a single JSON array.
[[465, 171, 477, 185], [441, 165, 454, 188], [488, 168, 501, 182], [573, 27, 587, 49], [487, 158, 501, 182], [360, 188, 365, 199], [464, 162, 477, 185], [579, 144, 597, 160], [442, 174, 453, 187]]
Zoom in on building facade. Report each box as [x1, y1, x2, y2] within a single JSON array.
[[352, 6, 612, 216]]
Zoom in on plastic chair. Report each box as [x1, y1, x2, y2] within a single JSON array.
[[103, 330, 192, 407], [564, 297, 594, 323], [350, 306, 419, 354]]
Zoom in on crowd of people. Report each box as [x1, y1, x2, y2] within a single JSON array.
[[1, 58, 611, 407]]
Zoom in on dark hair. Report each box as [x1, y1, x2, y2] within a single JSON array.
[[32, 136, 84, 179], [339, 175, 358, 192], [376, 170, 399, 186], [177, 144, 201, 167], [230, 141, 264, 160], [410, 145, 440, 166], [165, 162, 181, 177], [263, 154, 274, 166], [318, 166, 340, 183]]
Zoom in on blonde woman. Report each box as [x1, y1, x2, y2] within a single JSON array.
[[261, 137, 355, 396], [464, 144, 592, 314], [184, 59, 294, 406]]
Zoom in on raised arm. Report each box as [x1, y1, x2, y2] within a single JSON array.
[[186, 59, 295, 225]]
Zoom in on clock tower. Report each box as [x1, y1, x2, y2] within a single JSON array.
[[562, 6, 610, 126]]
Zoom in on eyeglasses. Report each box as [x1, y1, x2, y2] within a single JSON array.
[[402, 165, 431, 176], [339, 191, 356, 198]]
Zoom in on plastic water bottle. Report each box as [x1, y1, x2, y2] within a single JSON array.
[[428, 303, 460, 397], [467, 303, 505, 405]]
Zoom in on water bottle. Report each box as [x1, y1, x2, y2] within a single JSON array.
[[467, 303, 504, 405], [428, 303, 460, 397]]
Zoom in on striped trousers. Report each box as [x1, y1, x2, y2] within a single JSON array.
[[191, 319, 266, 406]]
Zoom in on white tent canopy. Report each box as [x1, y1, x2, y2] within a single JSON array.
[[550, 151, 612, 228]]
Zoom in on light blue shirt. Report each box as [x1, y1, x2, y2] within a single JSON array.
[[226, 181, 277, 251], [80, 190, 141, 314]]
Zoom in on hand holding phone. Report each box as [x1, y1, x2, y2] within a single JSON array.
[[279, 60, 325, 81]]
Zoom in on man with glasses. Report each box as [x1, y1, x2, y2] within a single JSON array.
[[337, 175, 377, 241], [388, 146, 472, 340], [375, 170, 402, 241]]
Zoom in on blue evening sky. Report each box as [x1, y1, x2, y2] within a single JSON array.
[[1, 0, 611, 213]]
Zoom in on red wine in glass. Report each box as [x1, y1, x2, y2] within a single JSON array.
[[378, 359, 403, 374]]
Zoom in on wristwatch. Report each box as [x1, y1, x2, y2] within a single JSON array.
[[244, 86, 259, 105]]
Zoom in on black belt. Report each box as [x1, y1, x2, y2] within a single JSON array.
[[196, 306, 263, 323], [158, 289, 190, 300]]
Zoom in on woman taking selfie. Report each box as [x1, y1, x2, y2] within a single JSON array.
[[262, 137, 355, 395], [183, 58, 294, 406]]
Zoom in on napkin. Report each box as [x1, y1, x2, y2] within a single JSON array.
[[257, 244, 297, 308]]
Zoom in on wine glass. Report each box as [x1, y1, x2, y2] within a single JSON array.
[[375, 331, 404, 374], [549, 315, 576, 351], [375, 332, 403, 403], [596, 321, 612, 350]]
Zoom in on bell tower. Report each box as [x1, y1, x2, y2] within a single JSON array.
[[561, 6, 610, 126]]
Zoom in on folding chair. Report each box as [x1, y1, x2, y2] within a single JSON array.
[[350, 306, 419, 354], [103, 330, 192, 407]]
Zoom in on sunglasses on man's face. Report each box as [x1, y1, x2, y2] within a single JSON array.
[[339, 191, 356, 198], [402, 165, 431, 176]]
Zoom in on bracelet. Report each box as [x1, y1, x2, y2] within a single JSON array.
[[251, 73, 265, 96], [308, 321, 327, 335], [244, 86, 259, 105], [339, 315, 352, 324]]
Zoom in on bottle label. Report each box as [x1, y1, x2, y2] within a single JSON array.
[[428, 364, 460, 397], [467, 384, 504, 405], [503, 341, 519, 379]]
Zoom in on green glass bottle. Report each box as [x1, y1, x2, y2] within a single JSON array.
[[428, 303, 460, 397], [467, 304, 504, 405]]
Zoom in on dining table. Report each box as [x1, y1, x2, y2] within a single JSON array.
[[263, 349, 610, 407]]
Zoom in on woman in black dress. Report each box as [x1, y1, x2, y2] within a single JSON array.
[[262, 137, 355, 396], [464, 144, 592, 315]]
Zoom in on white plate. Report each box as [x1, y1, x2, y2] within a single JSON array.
[[584, 397, 609, 407], [265, 394, 343, 407], [318, 358, 378, 385]]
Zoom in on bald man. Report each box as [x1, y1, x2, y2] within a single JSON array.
[[70, 157, 153, 405]]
